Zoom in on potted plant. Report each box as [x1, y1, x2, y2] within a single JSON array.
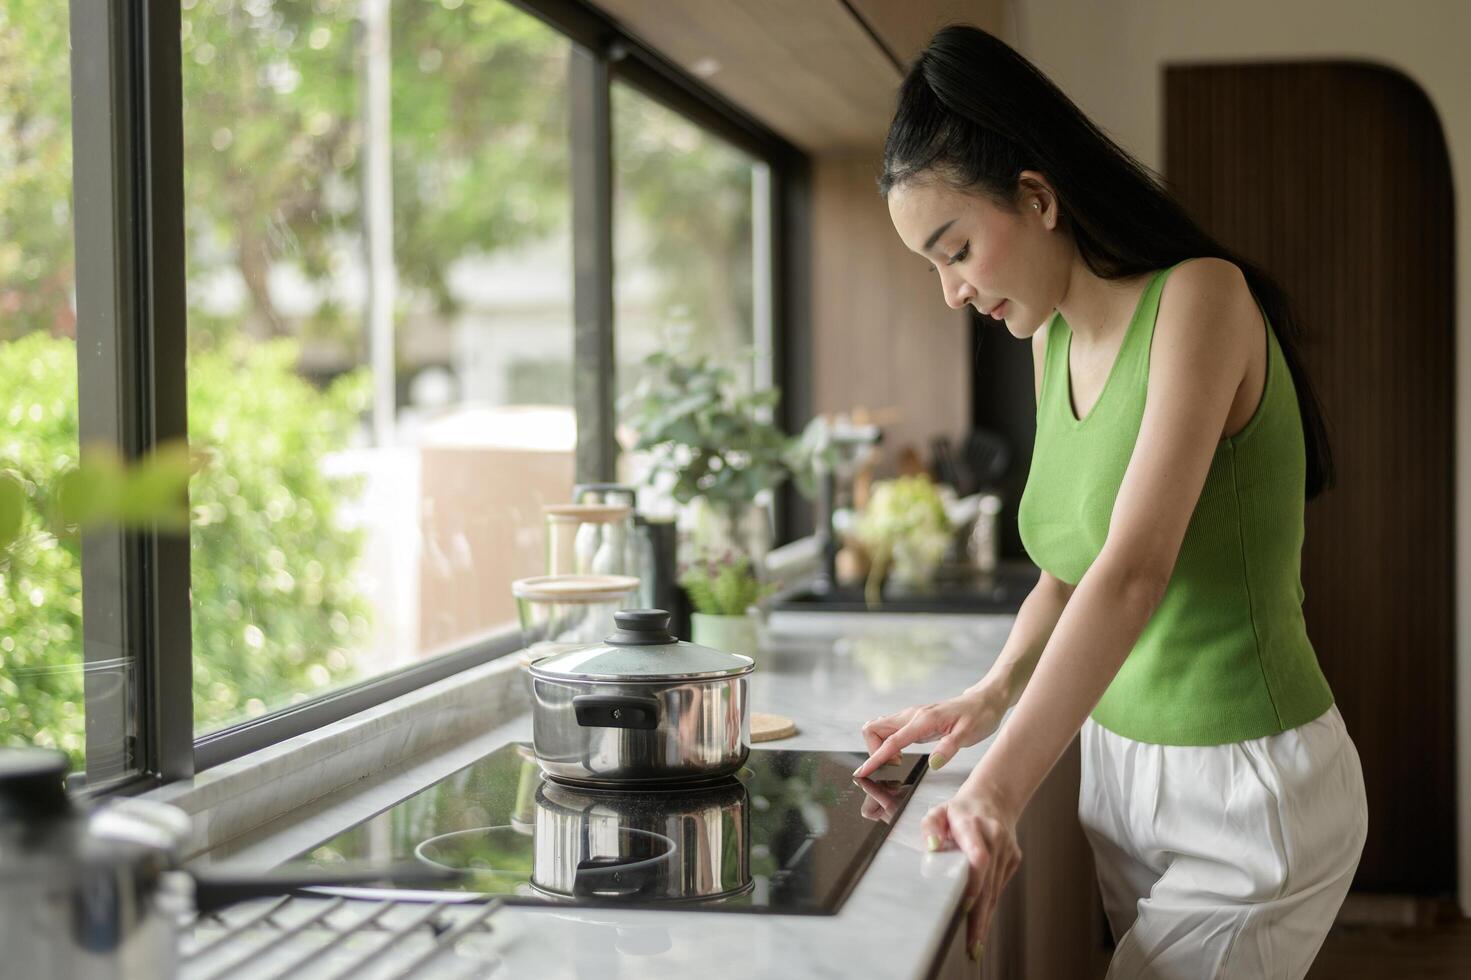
[[619, 352, 825, 566], [679, 555, 774, 657], [852, 474, 954, 607]]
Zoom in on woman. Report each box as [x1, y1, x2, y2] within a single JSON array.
[[852, 25, 1369, 977]]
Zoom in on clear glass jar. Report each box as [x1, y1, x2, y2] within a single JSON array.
[[511, 574, 640, 657]]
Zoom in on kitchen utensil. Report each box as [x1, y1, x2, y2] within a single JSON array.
[[542, 503, 634, 577], [528, 609, 754, 787], [962, 429, 1011, 490], [511, 574, 640, 655], [0, 748, 462, 980]]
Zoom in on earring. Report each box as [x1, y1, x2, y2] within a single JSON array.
[[1032, 202, 1040, 210]]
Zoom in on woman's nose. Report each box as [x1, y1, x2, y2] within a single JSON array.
[[942, 274, 976, 311]]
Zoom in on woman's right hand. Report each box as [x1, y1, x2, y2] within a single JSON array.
[[853, 686, 1006, 778]]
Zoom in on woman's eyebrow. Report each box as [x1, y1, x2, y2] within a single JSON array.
[[923, 218, 956, 252]]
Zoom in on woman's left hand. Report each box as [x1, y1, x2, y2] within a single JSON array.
[[922, 783, 1023, 961]]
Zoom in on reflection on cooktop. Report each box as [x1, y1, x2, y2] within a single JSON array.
[[293, 743, 928, 915]]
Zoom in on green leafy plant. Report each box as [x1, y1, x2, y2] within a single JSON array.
[[618, 351, 838, 561], [679, 556, 774, 617], [620, 352, 792, 510]]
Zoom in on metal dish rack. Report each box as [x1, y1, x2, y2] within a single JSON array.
[[180, 895, 507, 979]]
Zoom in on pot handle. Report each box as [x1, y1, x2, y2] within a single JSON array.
[[573, 855, 661, 899], [189, 861, 464, 915], [572, 694, 660, 730]]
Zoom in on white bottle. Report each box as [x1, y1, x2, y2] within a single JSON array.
[[592, 520, 627, 575], [574, 521, 600, 575]]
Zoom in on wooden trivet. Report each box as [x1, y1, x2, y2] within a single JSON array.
[[751, 712, 798, 742]]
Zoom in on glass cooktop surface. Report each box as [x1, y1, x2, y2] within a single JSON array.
[[290, 743, 928, 915]]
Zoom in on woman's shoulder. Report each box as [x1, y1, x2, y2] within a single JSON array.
[[1161, 256, 1249, 298], [1152, 257, 1259, 379]]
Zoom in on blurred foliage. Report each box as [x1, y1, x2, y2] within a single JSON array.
[[854, 476, 954, 606], [188, 338, 373, 730], [620, 351, 830, 543], [0, 0, 75, 341], [0, 334, 86, 761], [49, 443, 195, 538], [2, 0, 763, 766], [620, 351, 792, 511], [612, 83, 756, 394], [181, 0, 573, 349], [0, 334, 371, 764]]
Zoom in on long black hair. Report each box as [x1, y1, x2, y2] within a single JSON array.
[[880, 25, 1335, 500]]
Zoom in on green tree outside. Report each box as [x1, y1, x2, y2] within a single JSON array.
[[2, 0, 760, 768]]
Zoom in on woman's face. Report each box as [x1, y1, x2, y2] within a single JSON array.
[[887, 173, 1068, 339]]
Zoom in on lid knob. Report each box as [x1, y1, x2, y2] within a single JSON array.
[[0, 747, 72, 822], [605, 609, 677, 646]]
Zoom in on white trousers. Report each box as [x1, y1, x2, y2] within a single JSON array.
[[1078, 703, 1368, 979]]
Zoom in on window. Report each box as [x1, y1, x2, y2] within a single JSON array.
[[2, 0, 796, 782], [612, 81, 770, 398], [0, 1, 115, 777], [180, 0, 576, 733]]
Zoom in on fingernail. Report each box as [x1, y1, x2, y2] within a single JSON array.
[[969, 941, 985, 962], [926, 834, 941, 852], [929, 753, 947, 771]]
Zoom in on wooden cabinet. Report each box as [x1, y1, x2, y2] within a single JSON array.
[[1166, 62, 1456, 895]]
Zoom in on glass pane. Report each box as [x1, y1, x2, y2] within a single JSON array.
[[612, 83, 761, 399], [0, 1, 102, 777], [181, 0, 574, 734], [610, 83, 767, 535]]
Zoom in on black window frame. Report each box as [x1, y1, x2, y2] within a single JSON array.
[[62, 0, 808, 792]]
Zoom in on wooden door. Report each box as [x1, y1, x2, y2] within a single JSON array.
[[1165, 62, 1455, 896]]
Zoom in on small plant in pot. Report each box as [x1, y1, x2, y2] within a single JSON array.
[[679, 555, 774, 657]]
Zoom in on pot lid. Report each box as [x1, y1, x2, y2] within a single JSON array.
[[511, 574, 640, 603], [528, 609, 754, 682]]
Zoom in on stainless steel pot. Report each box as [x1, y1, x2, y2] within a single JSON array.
[[0, 748, 460, 979], [528, 609, 755, 786], [529, 777, 752, 903]]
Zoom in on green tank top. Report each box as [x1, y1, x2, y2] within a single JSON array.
[[1017, 260, 1334, 746]]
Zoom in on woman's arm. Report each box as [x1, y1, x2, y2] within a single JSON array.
[[967, 569, 1074, 710], [852, 570, 1074, 776]]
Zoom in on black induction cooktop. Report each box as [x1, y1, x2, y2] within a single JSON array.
[[291, 743, 928, 915]]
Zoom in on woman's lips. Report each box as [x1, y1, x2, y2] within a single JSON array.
[[986, 300, 1008, 319]]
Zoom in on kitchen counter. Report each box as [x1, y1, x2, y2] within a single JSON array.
[[195, 612, 1102, 979]]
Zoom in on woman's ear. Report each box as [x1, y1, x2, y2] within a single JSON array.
[[1016, 169, 1059, 228]]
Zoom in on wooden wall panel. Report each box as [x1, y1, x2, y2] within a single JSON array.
[[1165, 63, 1455, 895], [811, 153, 971, 475]]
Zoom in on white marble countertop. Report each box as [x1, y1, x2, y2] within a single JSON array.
[[200, 613, 1019, 979]]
